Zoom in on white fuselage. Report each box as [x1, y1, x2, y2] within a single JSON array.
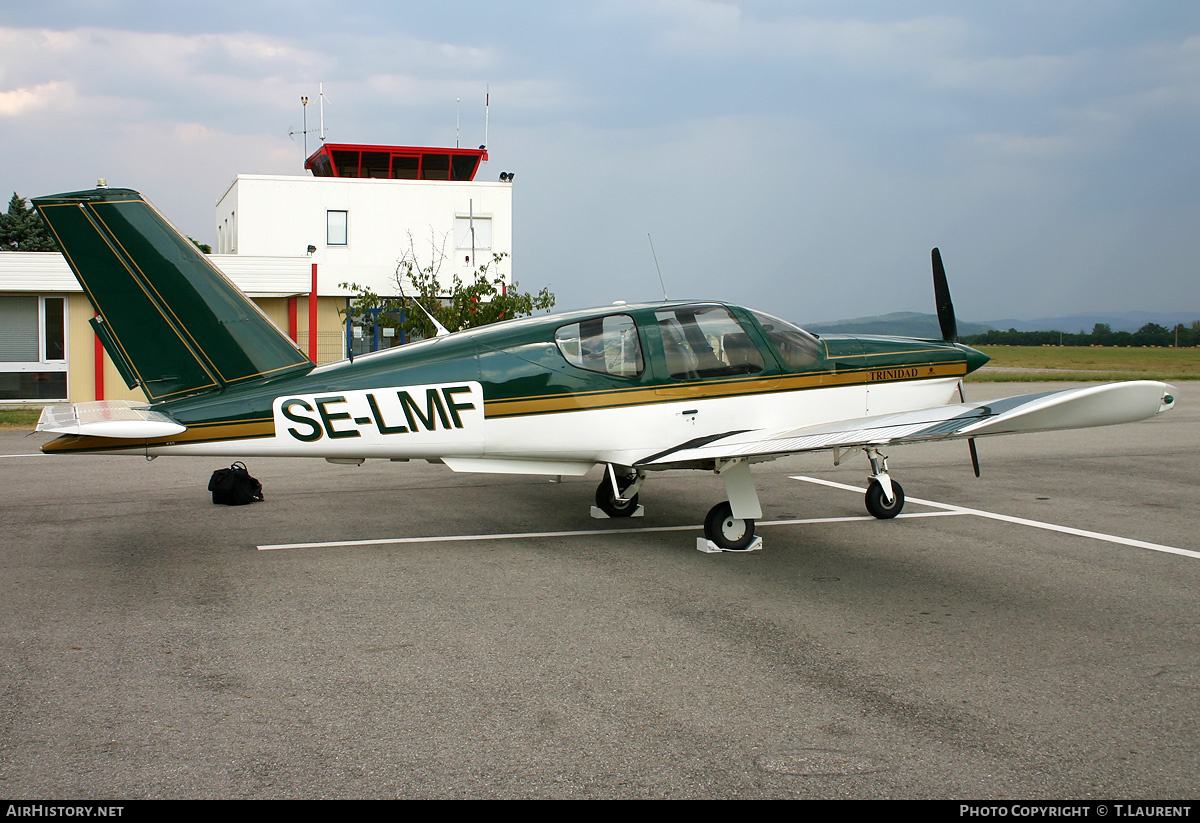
[[140, 375, 964, 474]]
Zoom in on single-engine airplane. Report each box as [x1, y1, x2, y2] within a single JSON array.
[[33, 186, 1176, 550]]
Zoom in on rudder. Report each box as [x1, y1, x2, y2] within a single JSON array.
[[34, 187, 313, 402]]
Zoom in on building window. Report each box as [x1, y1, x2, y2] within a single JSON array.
[[327, 210, 348, 246], [0, 295, 68, 400], [44, 296, 65, 360], [455, 216, 492, 251]]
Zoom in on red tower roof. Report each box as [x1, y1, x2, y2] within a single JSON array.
[[304, 143, 489, 181]]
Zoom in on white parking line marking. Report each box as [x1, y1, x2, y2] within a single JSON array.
[[256, 511, 964, 551], [792, 475, 1199, 560], [260, 524, 697, 551]]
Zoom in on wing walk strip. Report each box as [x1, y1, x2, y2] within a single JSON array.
[[794, 475, 1199, 560]]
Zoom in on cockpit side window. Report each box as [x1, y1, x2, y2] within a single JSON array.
[[554, 314, 644, 378], [653, 306, 765, 379], [749, 310, 822, 371]]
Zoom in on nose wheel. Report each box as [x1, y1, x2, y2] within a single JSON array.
[[703, 501, 757, 551], [864, 447, 905, 519], [865, 479, 905, 519]]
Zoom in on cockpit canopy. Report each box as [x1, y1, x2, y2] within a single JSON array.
[[549, 303, 823, 382]]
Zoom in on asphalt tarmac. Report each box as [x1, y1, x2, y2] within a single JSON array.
[[1, 383, 1196, 799]]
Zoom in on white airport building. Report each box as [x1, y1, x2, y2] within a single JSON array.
[[0, 141, 514, 404]]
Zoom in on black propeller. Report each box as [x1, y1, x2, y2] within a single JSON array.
[[931, 247, 980, 477], [932, 247, 957, 343]]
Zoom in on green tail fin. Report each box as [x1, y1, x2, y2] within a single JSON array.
[[33, 187, 313, 402]]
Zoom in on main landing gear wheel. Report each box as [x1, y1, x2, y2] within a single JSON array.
[[595, 475, 639, 518], [865, 480, 905, 519], [703, 501, 757, 551]]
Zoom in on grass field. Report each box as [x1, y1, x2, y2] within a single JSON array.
[[967, 345, 1200, 382], [0, 409, 41, 430]]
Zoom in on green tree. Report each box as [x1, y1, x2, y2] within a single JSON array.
[[0, 192, 59, 251], [341, 231, 555, 341]]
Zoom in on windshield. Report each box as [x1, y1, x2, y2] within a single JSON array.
[[749, 310, 822, 371]]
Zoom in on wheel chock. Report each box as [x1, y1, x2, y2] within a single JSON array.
[[590, 505, 644, 519], [696, 535, 763, 554]]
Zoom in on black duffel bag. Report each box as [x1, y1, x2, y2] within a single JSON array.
[[207, 461, 264, 505]]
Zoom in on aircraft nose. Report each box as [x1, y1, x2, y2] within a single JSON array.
[[957, 344, 990, 374]]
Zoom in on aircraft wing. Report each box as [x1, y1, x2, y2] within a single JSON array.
[[37, 401, 187, 438], [636, 381, 1176, 467]]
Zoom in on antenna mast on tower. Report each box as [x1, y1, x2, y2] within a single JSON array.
[[319, 82, 329, 143], [289, 84, 330, 159]]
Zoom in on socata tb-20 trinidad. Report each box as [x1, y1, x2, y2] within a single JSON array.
[[32, 186, 1175, 551]]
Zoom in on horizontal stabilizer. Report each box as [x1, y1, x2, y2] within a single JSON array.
[[637, 381, 1176, 467], [37, 401, 187, 438]]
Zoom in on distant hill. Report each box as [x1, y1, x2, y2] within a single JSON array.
[[801, 310, 1200, 337], [802, 312, 995, 338], [978, 311, 1200, 334]]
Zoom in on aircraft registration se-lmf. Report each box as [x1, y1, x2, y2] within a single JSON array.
[[32, 186, 1176, 551]]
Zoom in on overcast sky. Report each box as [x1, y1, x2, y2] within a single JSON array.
[[2, 1, 1197, 323]]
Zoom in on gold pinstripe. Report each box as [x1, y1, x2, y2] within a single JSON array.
[[42, 362, 966, 453], [484, 362, 967, 418], [42, 417, 276, 454]]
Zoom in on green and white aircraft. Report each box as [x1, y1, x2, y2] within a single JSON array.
[[33, 186, 1175, 551]]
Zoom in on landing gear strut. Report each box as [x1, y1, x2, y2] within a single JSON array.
[[594, 465, 644, 518], [696, 458, 764, 552], [864, 447, 905, 519]]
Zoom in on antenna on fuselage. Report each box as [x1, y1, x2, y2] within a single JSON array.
[[408, 297, 451, 338], [647, 233, 669, 301]]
